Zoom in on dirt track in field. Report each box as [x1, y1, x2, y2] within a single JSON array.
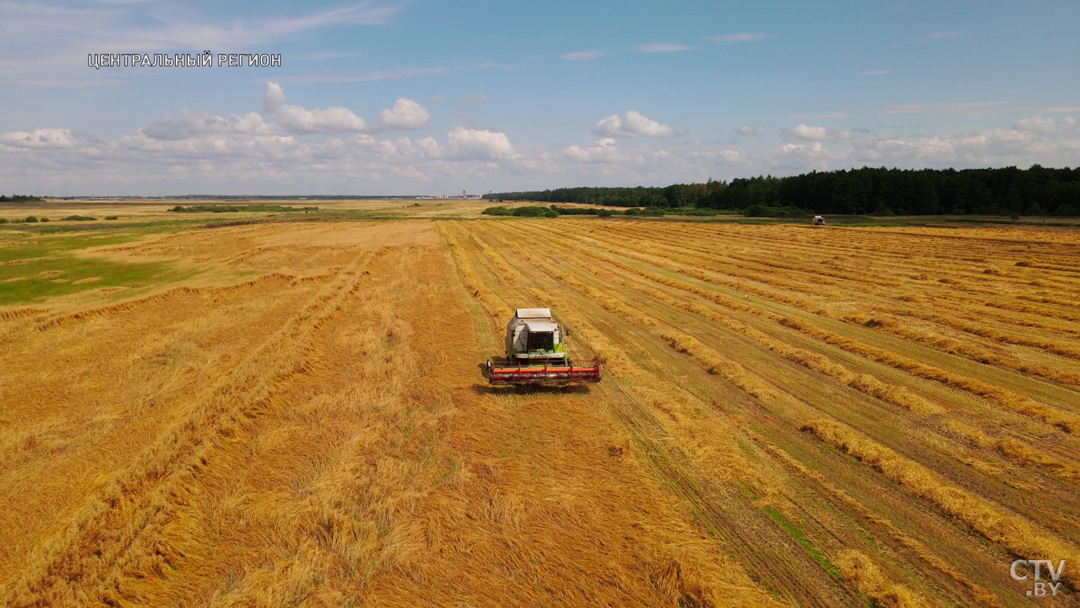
[[2, 219, 1078, 607]]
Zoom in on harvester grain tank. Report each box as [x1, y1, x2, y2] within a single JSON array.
[[485, 308, 602, 385]]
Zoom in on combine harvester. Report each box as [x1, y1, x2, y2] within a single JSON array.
[[485, 308, 602, 385]]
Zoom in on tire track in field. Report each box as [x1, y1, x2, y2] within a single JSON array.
[[5, 247, 379, 607]]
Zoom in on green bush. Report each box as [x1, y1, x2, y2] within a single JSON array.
[[870, 203, 896, 217], [481, 206, 513, 216], [40, 217, 49, 222], [62, 215, 96, 221], [512, 206, 552, 217], [0, 218, 8, 224], [597, 209, 613, 218], [550, 205, 599, 215], [25, 216, 38, 223], [105, 216, 119, 220]]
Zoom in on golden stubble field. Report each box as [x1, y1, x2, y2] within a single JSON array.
[[1, 217, 1079, 607]]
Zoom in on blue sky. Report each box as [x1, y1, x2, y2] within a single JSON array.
[[1, 0, 1078, 196]]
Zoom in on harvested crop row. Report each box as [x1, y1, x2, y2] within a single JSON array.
[[504, 222, 1080, 485], [5, 249, 378, 606], [454, 225, 818, 606], [543, 223, 1080, 433], [607, 222, 1080, 329], [436, 223, 513, 321], [567, 223, 1080, 380], [802, 418, 1079, 586], [493, 221, 1080, 587]]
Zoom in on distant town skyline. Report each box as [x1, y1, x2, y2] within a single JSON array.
[[1, 0, 1078, 196]]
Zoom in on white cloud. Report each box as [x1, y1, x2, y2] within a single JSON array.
[[416, 136, 441, 158], [563, 138, 622, 163], [785, 124, 850, 142], [593, 111, 683, 138], [377, 98, 431, 130], [0, 128, 78, 148], [561, 50, 604, 61], [274, 104, 369, 134], [737, 126, 762, 137], [1013, 115, 1076, 133], [446, 127, 518, 160], [864, 70, 890, 76], [262, 82, 285, 113], [4, 102, 1078, 196], [635, 43, 697, 53], [782, 142, 824, 154], [142, 109, 276, 140], [706, 33, 770, 43], [262, 83, 429, 135]]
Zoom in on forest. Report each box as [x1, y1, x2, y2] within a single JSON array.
[[484, 166, 1080, 216]]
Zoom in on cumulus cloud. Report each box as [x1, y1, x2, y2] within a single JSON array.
[[563, 138, 622, 163], [737, 126, 762, 137], [593, 111, 683, 138], [784, 124, 850, 142], [142, 109, 276, 140], [0, 128, 78, 148], [273, 104, 369, 134], [5, 102, 1078, 196], [635, 42, 696, 53], [446, 127, 518, 160], [262, 82, 285, 113], [706, 33, 770, 43], [262, 82, 429, 135], [561, 50, 604, 61], [377, 98, 431, 130], [1013, 115, 1076, 133]]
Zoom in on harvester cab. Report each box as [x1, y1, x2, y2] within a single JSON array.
[[813, 215, 826, 226], [485, 308, 602, 385]]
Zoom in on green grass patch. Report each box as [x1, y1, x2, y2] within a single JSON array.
[[0, 254, 196, 306], [0, 227, 203, 305], [0, 230, 154, 263], [763, 506, 842, 580]]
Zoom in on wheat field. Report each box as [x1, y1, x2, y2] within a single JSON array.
[[2, 217, 1079, 607]]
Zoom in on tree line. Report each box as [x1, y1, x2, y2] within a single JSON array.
[[484, 166, 1080, 216]]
